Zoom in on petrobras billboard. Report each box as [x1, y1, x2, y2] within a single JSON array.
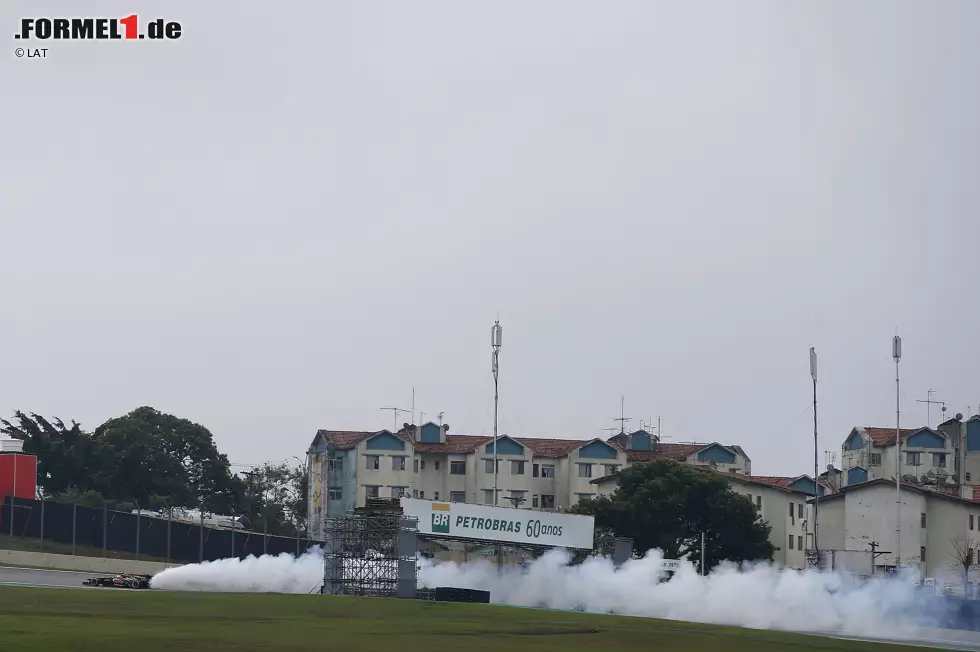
[[400, 497, 595, 550]]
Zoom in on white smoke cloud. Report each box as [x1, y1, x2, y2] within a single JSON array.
[[149, 547, 935, 639]]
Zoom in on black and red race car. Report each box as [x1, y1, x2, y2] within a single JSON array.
[[82, 573, 153, 589]]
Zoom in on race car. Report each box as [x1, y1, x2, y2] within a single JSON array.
[[82, 573, 153, 589]]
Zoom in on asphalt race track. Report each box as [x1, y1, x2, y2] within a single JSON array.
[[2, 567, 980, 650], [0, 566, 96, 589]]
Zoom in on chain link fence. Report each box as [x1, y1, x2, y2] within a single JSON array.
[[1, 495, 320, 564]]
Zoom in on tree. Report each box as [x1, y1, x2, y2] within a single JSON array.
[[949, 537, 980, 596], [239, 460, 308, 537], [570, 459, 775, 571], [91, 406, 242, 512], [0, 411, 99, 496]]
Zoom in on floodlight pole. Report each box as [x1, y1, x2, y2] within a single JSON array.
[[491, 320, 502, 571], [894, 334, 902, 568], [810, 347, 819, 551]]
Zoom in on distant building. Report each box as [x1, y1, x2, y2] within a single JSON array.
[[815, 478, 980, 583], [840, 415, 980, 498], [306, 424, 751, 542]]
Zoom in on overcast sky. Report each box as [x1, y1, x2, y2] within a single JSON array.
[[2, 1, 978, 477]]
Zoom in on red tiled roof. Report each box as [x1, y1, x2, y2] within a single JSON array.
[[625, 443, 748, 464], [863, 427, 921, 447], [519, 438, 589, 458], [414, 435, 492, 454], [323, 431, 375, 449]]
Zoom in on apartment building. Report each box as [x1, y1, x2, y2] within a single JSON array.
[[840, 424, 966, 495], [306, 424, 751, 541], [816, 478, 980, 581], [591, 468, 820, 569]]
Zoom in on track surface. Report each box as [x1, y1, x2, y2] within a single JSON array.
[[2, 567, 979, 649], [0, 566, 95, 589]]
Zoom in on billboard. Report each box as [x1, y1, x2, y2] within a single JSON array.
[[400, 498, 595, 550]]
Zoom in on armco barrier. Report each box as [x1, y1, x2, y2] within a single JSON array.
[[0, 549, 181, 574]]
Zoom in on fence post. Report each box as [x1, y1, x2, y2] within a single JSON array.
[[71, 502, 77, 557], [102, 504, 108, 558], [8, 493, 13, 541], [263, 509, 268, 555], [199, 510, 204, 562], [39, 496, 44, 552], [166, 507, 171, 565], [231, 518, 235, 559]]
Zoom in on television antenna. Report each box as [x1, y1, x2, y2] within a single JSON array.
[[916, 389, 945, 428], [611, 396, 631, 434], [380, 406, 409, 431]]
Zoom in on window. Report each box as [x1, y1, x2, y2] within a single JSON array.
[[542, 465, 556, 478], [433, 492, 439, 501], [921, 546, 927, 564], [541, 494, 556, 509], [575, 493, 594, 503], [755, 496, 762, 510], [870, 453, 882, 466], [789, 503, 794, 518], [450, 491, 465, 503], [511, 460, 525, 475], [414, 459, 419, 473], [798, 536, 803, 550], [450, 461, 466, 475], [328, 457, 343, 471], [485, 459, 498, 474], [392, 456, 406, 471], [921, 512, 927, 528], [729, 468, 739, 474], [509, 490, 526, 505], [366, 455, 380, 470], [604, 464, 620, 475], [419, 490, 425, 499], [483, 489, 494, 504], [934, 453, 947, 468], [789, 535, 795, 550], [578, 463, 592, 478], [798, 504, 803, 519], [908, 452, 921, 466], [412, 489, 419, 498], [391, 487, 406, 498], [435, 461, 441, 471], [533, 464, 540, 477], [366, 486, 379, 498], [328, 487, 342, 501], [971, 515, 975, 531], [532, 495, 539, 508]]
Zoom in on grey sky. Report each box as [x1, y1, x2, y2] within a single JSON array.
[[2, 1, 978, 477]]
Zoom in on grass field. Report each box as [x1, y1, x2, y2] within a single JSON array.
[[0, 585, 929, 652]]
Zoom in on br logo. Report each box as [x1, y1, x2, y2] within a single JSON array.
[[432, 511, 450, 534]]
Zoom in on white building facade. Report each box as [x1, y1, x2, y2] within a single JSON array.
[[306, 424, 750, 542]]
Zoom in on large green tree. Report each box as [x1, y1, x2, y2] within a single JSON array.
[[92, 406, 242, 512], [238, 460, 308, 537], [570, 459, 775, 571]]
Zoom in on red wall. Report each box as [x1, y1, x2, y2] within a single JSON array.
[[0, 453, 38, 500]]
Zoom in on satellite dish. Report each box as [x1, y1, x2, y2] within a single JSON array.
[[826, 463, 836, 472], [956, 413, 964, 421]]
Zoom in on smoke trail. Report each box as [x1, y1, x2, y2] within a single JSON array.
[[149, 547, 939, 638]]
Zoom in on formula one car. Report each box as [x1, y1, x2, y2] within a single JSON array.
[[82, 573, 153, 589]]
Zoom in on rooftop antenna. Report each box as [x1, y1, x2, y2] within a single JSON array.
[[437, 412, 444, 429], [612, 396, 631, 434], [810, 346, 819, 552], [411, 387, 416, 426], [380, 406, 409, 432], [893, 332, 902, 567], [916, 389, 943, 428]]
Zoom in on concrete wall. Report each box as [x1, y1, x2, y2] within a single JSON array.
[[0, 549, 182, 574]]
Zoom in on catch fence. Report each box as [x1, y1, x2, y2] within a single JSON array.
[[1, 496, 322, 564]]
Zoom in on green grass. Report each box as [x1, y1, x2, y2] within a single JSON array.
[[0, 586, 926, 652], [0, 534, 169, 563]]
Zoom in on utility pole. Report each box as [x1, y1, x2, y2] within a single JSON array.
[[893, 334, 902, 567], [810, 347, 819, 551]]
